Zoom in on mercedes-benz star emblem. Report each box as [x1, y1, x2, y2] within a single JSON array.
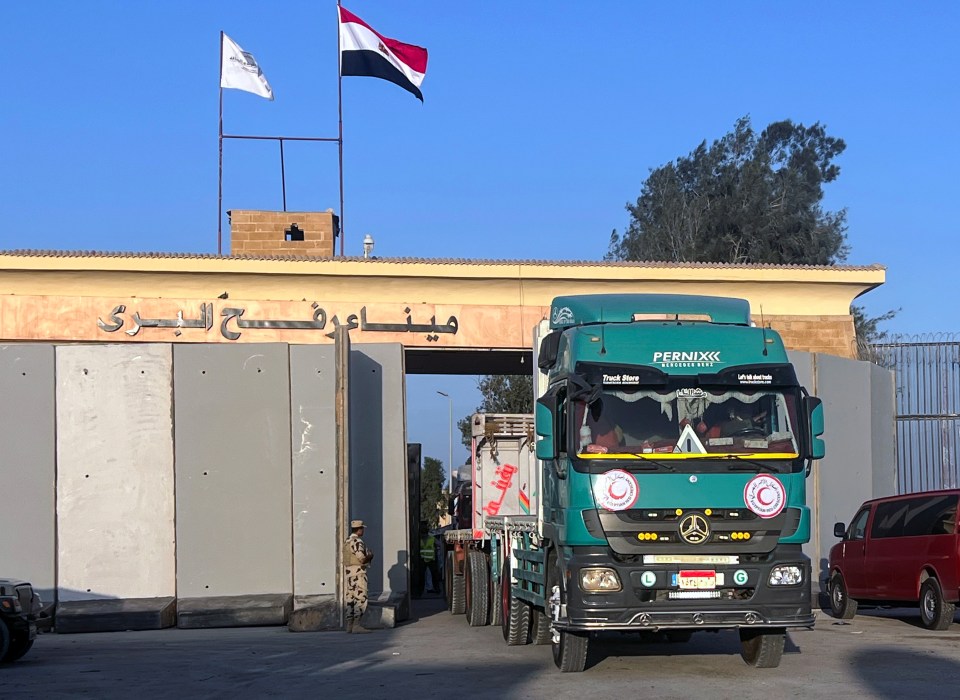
[[678, 513, 710, 545]]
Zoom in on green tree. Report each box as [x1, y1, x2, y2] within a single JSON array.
[[607, 115, 849, 265], [420, 456, 446, 528], [458, 375, 533, 449], [608, 114, 895, 345], [853, 305, 900, 364]]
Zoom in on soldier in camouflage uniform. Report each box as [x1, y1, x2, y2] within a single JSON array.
[[343, 519, 375, 633]]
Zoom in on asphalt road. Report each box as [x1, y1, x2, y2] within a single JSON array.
[[3, 596, 960, 699]]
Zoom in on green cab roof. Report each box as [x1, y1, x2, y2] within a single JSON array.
[[549, 294, 752, 329]]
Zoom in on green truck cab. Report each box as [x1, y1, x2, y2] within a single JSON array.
[[525, 293, 824, 671]]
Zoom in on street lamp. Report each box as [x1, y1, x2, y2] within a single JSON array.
[[436, 391, 453, 493]]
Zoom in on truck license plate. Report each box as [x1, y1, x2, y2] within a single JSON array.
[[676, 570, 717, 589]]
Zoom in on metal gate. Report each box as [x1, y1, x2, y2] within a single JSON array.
[[870, 337, 960, 493]]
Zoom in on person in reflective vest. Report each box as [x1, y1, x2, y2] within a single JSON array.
[[419, 521, 441, 595]]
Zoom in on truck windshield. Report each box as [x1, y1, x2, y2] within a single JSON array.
[[572, 385, 800, 467]]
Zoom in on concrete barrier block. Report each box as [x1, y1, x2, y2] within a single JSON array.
[[55, 597, 176, 633], [176, 594, 293, 629]]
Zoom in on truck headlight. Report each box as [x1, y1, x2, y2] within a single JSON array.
[[580, 567, 622, 592], [768, 566, 803, 586]]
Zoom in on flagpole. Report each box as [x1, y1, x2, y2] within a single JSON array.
[[218, 30, 224, 256], [337, 1, 345, 256]]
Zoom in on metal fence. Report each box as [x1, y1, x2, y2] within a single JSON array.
[[870, 335, 960, 494]]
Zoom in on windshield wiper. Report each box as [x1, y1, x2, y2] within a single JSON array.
[[719, 455, 780, 474], [626, 455, 676, 471]]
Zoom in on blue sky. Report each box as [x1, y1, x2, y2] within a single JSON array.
[[2, 1, 958, 475]]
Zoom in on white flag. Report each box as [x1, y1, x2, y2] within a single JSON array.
[[220, 33, 273, 100]]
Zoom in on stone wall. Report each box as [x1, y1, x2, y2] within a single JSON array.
[[228, 209, 337, 257], [765, 314, 857, 359]]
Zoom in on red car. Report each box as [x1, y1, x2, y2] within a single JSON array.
[[828, 490, 960, 630]]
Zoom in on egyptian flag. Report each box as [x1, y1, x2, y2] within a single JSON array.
[[338, 6, 428, 101]]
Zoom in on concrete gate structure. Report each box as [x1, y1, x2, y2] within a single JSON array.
[[0, 217, 891, 631]]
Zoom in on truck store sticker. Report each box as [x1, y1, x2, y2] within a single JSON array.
[[652, 351, 721, 368], [594, 469, 639, 511], [738, 373, 773, 385], [602, 373, 640, 385], [743, 475, 785, 518]]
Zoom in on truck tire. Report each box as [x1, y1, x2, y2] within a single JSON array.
[[465, 550, 490, 627], [0, 620, 9, 663], [501, 561, 530, 646], [444, 551, 453, 610], [446, 551, 465, 615], [829, 571, 857, 620], [920, 578, 955, 630], [549, 552, 589, 672], [553, 628, 589, 672], [3, 633, 33, 663], [489, 578, 503, 627], [739, 628, 785, 668], [531, 606, 552, 645]]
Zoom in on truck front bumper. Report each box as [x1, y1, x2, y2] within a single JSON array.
[[557, 546, 814, 632]]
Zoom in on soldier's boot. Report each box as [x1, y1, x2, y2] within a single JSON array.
[[352, 623, 374, 634], [345, 620, 354, 633]]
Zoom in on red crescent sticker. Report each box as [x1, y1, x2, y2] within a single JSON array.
[[594, 469, 639, 511], [743, 475, 785, 518], [609, 482, 628, 499]]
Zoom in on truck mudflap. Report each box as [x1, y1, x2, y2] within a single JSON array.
[[556, 546, 814, 633]]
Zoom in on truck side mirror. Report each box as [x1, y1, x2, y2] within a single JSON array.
[[535, 396, 557, 461], [834, 522, 846, 539], [803, 396, 825, 460]]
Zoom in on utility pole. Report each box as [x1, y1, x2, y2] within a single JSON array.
[[437, 391, 453, 493]]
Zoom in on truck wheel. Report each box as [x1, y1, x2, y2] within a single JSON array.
[[444, 552, 453, 609], [464, 553, 473, 620], [0, 620, 9, 662], [829, 571, 857, 620], [531, 606, 552, 645], [489, 578, 502, 627], [553, 629, 589, 672], [446, 551, 465, 615], [466, 550, 490, 627], [501, 561, 530, 646], [3, 633, 33, 663], [920, 578, 956, 630], [548, 551, 589, 672], [739, 628, 785, 668]]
